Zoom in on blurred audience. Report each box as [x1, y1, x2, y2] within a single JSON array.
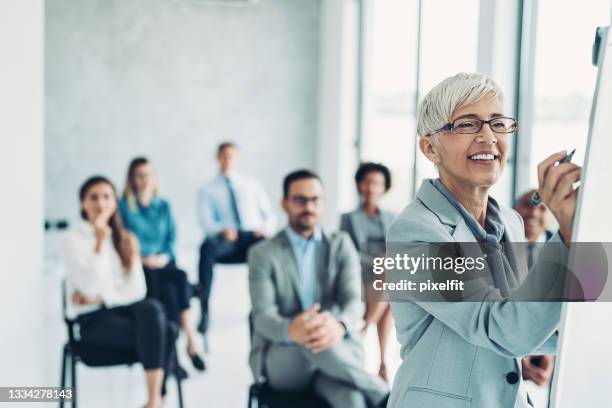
[[340, 162, 395, 382], [515, 189, 555, 397], [197, 142, 276, 334], [61, 176, 171, 408], [120, 157, 205, 374], [248, 170, 389, 408]]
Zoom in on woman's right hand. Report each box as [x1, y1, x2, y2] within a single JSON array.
[[537, 151, 582, 244], [92, 210, 112, 251], [93, 224, 111, 241]]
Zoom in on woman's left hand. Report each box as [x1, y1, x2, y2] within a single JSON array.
[[71, 290, 102, 305], [142, 254, 169, 269], [537, 151, 582, 244]]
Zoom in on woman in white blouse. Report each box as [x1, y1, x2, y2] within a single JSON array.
[[62, 176, 169, 408]]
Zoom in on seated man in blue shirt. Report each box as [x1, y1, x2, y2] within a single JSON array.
[[248, 170, 389, 408], [197, 142, 276, 333]]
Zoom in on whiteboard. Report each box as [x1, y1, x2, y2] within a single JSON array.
[[550, 16, 612, 408]]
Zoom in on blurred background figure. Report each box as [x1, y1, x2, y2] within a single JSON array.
[[248, 169, 389, 408], [120, 157, 205, 375], [62, 176, 171, 408], [340, 162, 395, 382], [515, 189, 556, 407], [197, 142, 277, 335], [514, 189, 555, 268]]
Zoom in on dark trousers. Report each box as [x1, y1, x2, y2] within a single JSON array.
[[76, 299, 170, 370], [143, 262, 192, 324], [198, 231, 262, 330]]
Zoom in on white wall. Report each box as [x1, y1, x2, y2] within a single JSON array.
[[45, 0, 321, 253], [0, 0, 44, 383], [317, 0, 360, 230]]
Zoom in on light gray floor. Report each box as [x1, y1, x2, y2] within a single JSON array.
[[0, 236, 397, 407]]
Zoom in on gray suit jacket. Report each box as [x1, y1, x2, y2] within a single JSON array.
[[247, 228, 363, 379], [339, 207, 396, 252], [387, 180, 567, 408]]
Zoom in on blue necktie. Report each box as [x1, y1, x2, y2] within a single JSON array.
[[300, 240, 317, 309], [225, 177, 242, 229]]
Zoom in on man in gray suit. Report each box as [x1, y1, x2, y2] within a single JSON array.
[[248, 169, 389, 408]]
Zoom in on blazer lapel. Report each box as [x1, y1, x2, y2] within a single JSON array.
[[498, 208, 528, 284], [416, 180, 463, 229], [381, 210, 395, 234], [418, 180, 485, 269], [350, 210, 367, 249], [278, 232, 303, 307], [416, 179, 528, 292], [451, 218, 478, 242], [315, 233, 331, 303]]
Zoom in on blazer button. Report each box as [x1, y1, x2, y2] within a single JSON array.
[[506, 372, 519, 384]]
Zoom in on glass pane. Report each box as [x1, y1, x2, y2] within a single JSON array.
[[360, 0, 419, 212], [415, 0, 481, 191], [528, 0, 611, 189], [419, 0, 481, 92]]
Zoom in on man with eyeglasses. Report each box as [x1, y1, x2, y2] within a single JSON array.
[[247, 169, 389, 408]]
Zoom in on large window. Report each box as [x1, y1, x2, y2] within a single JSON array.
[[526, 0, 611, 190], [359, 0, 419, 212], [414, 0, 481, 191], [360, 0, 481, 212], [418, 0, 481, 93]]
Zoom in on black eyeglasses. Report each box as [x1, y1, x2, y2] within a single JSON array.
[[289, 195, 322, 206], [436, 117, 518, 134]]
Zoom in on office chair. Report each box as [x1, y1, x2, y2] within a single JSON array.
[[59, 281, 185, 408], [247, 314, 330, 408]]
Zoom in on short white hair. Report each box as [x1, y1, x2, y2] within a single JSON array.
[[416, 72, 504, 138]]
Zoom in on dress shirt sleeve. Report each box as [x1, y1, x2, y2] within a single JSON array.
[[198, 187, 223, 237], [61, 232, 104, 298], [61, 232, 146, 307], [254, 180, 276, 235]]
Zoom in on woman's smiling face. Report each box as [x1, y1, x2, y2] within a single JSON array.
[[426, 93, 509, 190]]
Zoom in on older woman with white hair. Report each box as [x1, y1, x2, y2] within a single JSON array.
[[386, 73, 580, 407]]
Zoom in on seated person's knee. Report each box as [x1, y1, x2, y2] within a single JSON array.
[[329, 387, 367, 408], [137, 298, 166, 326]]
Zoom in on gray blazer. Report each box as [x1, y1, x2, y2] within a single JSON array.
[[387, 180, 567, 408], [340, 207, 396, 252], [247, 229, 363, 379]]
